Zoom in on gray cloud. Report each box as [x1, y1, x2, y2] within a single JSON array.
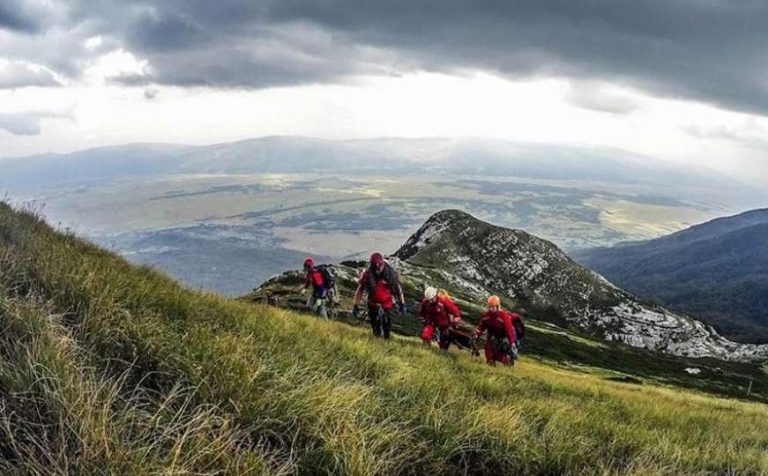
[[0, 111, 70, 136], [263, 0, 768, 114], [0, 113, 44, 135], [566, 82, 640, 115], [4, 1, 768, 116], [0, 61, 61, 88], [684, 122, 768, 152], [0, 0, 40, 32], [143, 87, 158, 100]]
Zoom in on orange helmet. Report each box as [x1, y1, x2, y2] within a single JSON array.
[[487, 295, 501, 308]]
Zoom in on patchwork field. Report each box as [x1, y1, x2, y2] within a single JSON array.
[[10, 173, 737, 295]]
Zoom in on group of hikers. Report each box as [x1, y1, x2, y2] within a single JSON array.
[[300, 252, 525, 366]]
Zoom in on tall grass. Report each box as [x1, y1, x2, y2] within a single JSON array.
[[0, 293, 288, 475], [1, 201, 768, 475]]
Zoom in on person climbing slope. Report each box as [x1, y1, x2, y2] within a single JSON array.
[[352, 252, 406, 339], [301, 257, 333, 319], [474, 295, 517, 366], [509, 308, 526, 349], [419, 286, 461, 350]]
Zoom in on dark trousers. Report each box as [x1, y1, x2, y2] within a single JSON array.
[[368, 304, 395, 339]]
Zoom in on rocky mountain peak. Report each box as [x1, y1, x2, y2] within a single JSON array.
[[392, 209, 768, 362], [397, 209, 616, 316], [395, 209, 533, 261], [395, 209, 483, 260]]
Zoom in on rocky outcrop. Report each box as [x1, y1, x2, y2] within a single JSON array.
[[395, 210, 768, 361]]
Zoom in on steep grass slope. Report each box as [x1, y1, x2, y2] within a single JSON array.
[[2, 201, 768, 475], [252, 263, 768, 402]]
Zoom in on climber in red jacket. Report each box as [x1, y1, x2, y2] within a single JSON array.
[[302, 257, 330, 318], [419, 286, 461, 350], [352, 252, 406, 339], [474, 295, 517, 366]]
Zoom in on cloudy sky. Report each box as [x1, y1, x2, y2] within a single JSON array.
[[2, 0, 768, 183]]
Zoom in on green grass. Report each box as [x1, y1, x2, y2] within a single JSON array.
[[0, 295, 276, 474], [254, 265, 768, 403], [2, 201, 768, 475]]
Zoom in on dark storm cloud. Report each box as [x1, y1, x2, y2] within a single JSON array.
[[0, 0, 40, 32], [4, 1, 768, 115], [261, 0, 768, 113]]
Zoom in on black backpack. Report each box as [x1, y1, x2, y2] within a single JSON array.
[[511, 313, 525, 341], [316, 265, 336, 288]]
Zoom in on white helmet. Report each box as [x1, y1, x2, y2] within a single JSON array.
[[424, 286, 437, 300]]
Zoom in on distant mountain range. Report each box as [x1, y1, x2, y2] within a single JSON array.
[[256, 209, 768, 361], [574, 208, 768, 344], [2, 136, 759, 200]]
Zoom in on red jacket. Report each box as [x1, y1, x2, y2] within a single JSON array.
[[305, 268, 327, 297], [475, 310, 516, 344], [359, 268, 396, 309], [419, 296, 461, 329]]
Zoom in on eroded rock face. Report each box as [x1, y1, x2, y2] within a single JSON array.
[[260, 209, 768, 362]]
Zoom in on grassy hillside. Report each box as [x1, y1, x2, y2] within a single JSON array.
[[2, 202, 768, 474], [251, 264, 768, 402]]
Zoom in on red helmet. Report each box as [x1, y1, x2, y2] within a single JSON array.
[[370, 252, 384, 266], [303, 257, 314, 269]]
